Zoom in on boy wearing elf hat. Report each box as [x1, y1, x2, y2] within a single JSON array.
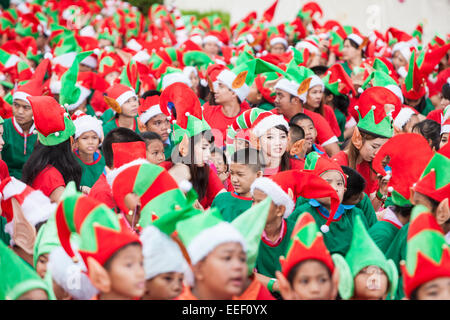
[[71, 111, 105, 191], [55, 192, 146, 300], [401, 205, 450, 300], [275, 212, 339, 300], [332, 215, 398, 300], [291, 152, 374, 256], [250, 170, 340, 293], [385, 142, 450, 299], [102, 83, 141, 138]]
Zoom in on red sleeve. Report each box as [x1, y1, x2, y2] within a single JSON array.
[[0, 160, 9, 181], [324, 104, 342, 137], [304, 109, 337, 146], [332, 151, 349, 166], [199, 167, 225, 209], [31, 166, 65, 197], [289, 157, 305, 170], [89, 174, 116, 209], [159, 161, 173, 170]]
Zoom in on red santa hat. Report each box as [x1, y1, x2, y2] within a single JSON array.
[[250, 170, 340, 220], [393, 106, 419, 130], [138, 95, 164, 125], [251, 110, 289, 137], [104, 83, 137, 114]]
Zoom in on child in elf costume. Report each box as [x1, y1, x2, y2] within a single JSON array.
[[290, 113, 327, 158], [141, 131, 166, 166], [332, 215, 398, 300], [401, 205, 450, 300], [290, 152, 373, 256], [55, 192, 146, 300], [276, 212, 339, 300], [71, 111, 105, 191], [369, 133, 434, 253], [211, 148, 264, 222]]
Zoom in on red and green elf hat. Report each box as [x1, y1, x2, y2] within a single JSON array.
[[400, 205, 450, 298], [111, 141, 147, 169], [159, 82, 210, 146], [98, 52, 123, 78], [15, 13, 42, 39], [119, 60, 140, 94], [322, 63, 356, 97], [280, 211, 334, 278], [27, 96, 75, 146], [413, 142, 450, 203], [372, 133, 434, 207], [55, 192, 141, 268], [103, 83, 137, 114], [354, 86, 402, 138], [297, 1, 323, 22], [402, 49, 426, 100]]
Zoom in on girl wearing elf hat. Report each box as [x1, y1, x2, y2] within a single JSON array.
[[332, 86, 402, 211], [159, 82, 225, 209], [71, 111, 105, 191], [275, 212, 339, 300], [21, 96, 82, 203], [102, 83, 141, 138], [341, 32, 368, 77]]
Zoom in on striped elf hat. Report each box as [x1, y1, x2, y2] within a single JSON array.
[[372, 133, 434, 207], [354, 86, 402, 138], [280, 212, 335, 278], [159, 82, 210, 146], [55, 192, 141, 268], [400, 205, 450, 299], [251, 110, 289, 138], [413, 142, 450, 203]]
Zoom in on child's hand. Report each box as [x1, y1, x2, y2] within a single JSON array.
[[81, 186, 91, 195], [193, 200, 204, 211]]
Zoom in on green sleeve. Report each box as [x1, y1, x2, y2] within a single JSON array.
[[385, 223, 409, 300], [85, 104, 97, 118], [258, 102, 275, 111], [0, 216, 10, 246], [334, 108, 346, 142], [368, 221, 400, 253], [421, 98, 435, 116], [356, 194, 378, 228]]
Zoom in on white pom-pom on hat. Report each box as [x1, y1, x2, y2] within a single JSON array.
[[54, 132, 60, 137], [354, 105, 359, 110], [44, 52, 53, 60], [93, 48, 101, 56], [33, 130, 38, 135], [179, 180, 192, 193], [388, 186, 394, 193], [371, 105, 377, 110], [320, 224, 330, 233], [185, 112, 190, 117], [357, 87, 364, 94]]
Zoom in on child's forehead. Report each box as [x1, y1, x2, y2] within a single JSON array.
[[320, 170, 345, 181], [146, 139, 164, 148], [79, 130, 100, 138], [295, 118, 314, 127]]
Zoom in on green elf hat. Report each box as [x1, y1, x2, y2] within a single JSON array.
[[55, 192, 141, 268], [361, 71, 401, 97], [231, 197, 271, 276], [354, 86, 403, 138], [33, 213, 60, 268], [331, 215, 398, 300], [159, 82, 210, 146], [400, 205, 450, 299], [59, 51, 93, 110], [182, 50, 214, 70], [15, 13, 42, 39], [0, 48, 21, 70], [119, 60, 141, 94], [27, 96, 75, 146], [0, 240, 53, 300], [157, 67, 191, 92], [372, 133, 434, 207], [413, 142, 450, 203], [322, 63, 356, 97], [280, 212, 335, 278]]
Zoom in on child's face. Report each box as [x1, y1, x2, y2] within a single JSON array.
[[145, 113, 170, 142], [353, 266, 389, 300], [143, 272, 184, 300], [193, 136, 211, 167], [146, 139, 165, 165], [319, 171, 346, 203], [306, 85, 324, 109], [440, 133, 449, 149], [358, 137, 388, 163], [35, 253, 49, 279], [76, 131, 101, 155], [214, 82, 235, 105], [107, 244, 146, 299], [415, 277, 450, 300], [246, 82, 262, 105], [259, 127, 288, 159], [403, 114, 420, 133], [252, 188, 282, 224], [194, 242, 247, 299], [295, 119, 316, 149], [105, 71, 120, 86], [270, 43, 286, 55], [121, 96, 139, 118], [234, 139, 250, 152], [203, 41, 220, 56], [291, 260, 334, 300], [229, 163, 259, 196], [210, 152, 227, 179]]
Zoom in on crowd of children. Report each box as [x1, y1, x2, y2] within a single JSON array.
[[0, 0, 449, 301]]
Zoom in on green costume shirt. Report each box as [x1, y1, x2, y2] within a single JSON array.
[[385, 223, 409, 300], [355, 193, 378, 228], [334, 108, 347, 142], [257, 102, 275, 111], [75, 151, 106, 188], [290, 200, 371, 255], [86, 104, 97, 118], [0, 216, 10, 246], [341, 61, 353, 77], [255, 218, 296, 278], [369, 220, 401, 253], [211, 192, 253, 222], [102, 117, 141, 138], [1, 118, 37, 179], [421, 98, 435, 116]]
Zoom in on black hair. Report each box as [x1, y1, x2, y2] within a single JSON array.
[[310, 65, 329, 77], [390, 205, 413, 219], [442, 82, 450, 101], [141, 90, 161, 99], [409, 288, 418, 300], [324, 88, 350, 116], [287, 259, 332, 286], [102, 127, 145, 168], [103, 242, 141, 271], [22, 139, 82, 190], [412, 119, 441, 151], [290, 113, 314, 127], [289, 123, 305, 143], [231, 148, 264, 172], [198, 82, 211, 102], [345, 38, 365, 58], [341, 165, 366, 202], [140, 131, 163, 147]]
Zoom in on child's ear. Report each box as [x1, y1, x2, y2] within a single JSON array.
[[12, 198, 36, 256], [393, 125, 402, 135], [87, 257, 111, 293], [289, 140, 304, 157], [275, 270, 295, 300], [351, 127, 363, 150], [178, 134, 190, 157], [137, 119, 147, 133], [436, 198, 450, 226], [276, 204, 286, 218], [69, 136, 74, 148], [331, 268, 340, 300], [192, 261, 205, 282]]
